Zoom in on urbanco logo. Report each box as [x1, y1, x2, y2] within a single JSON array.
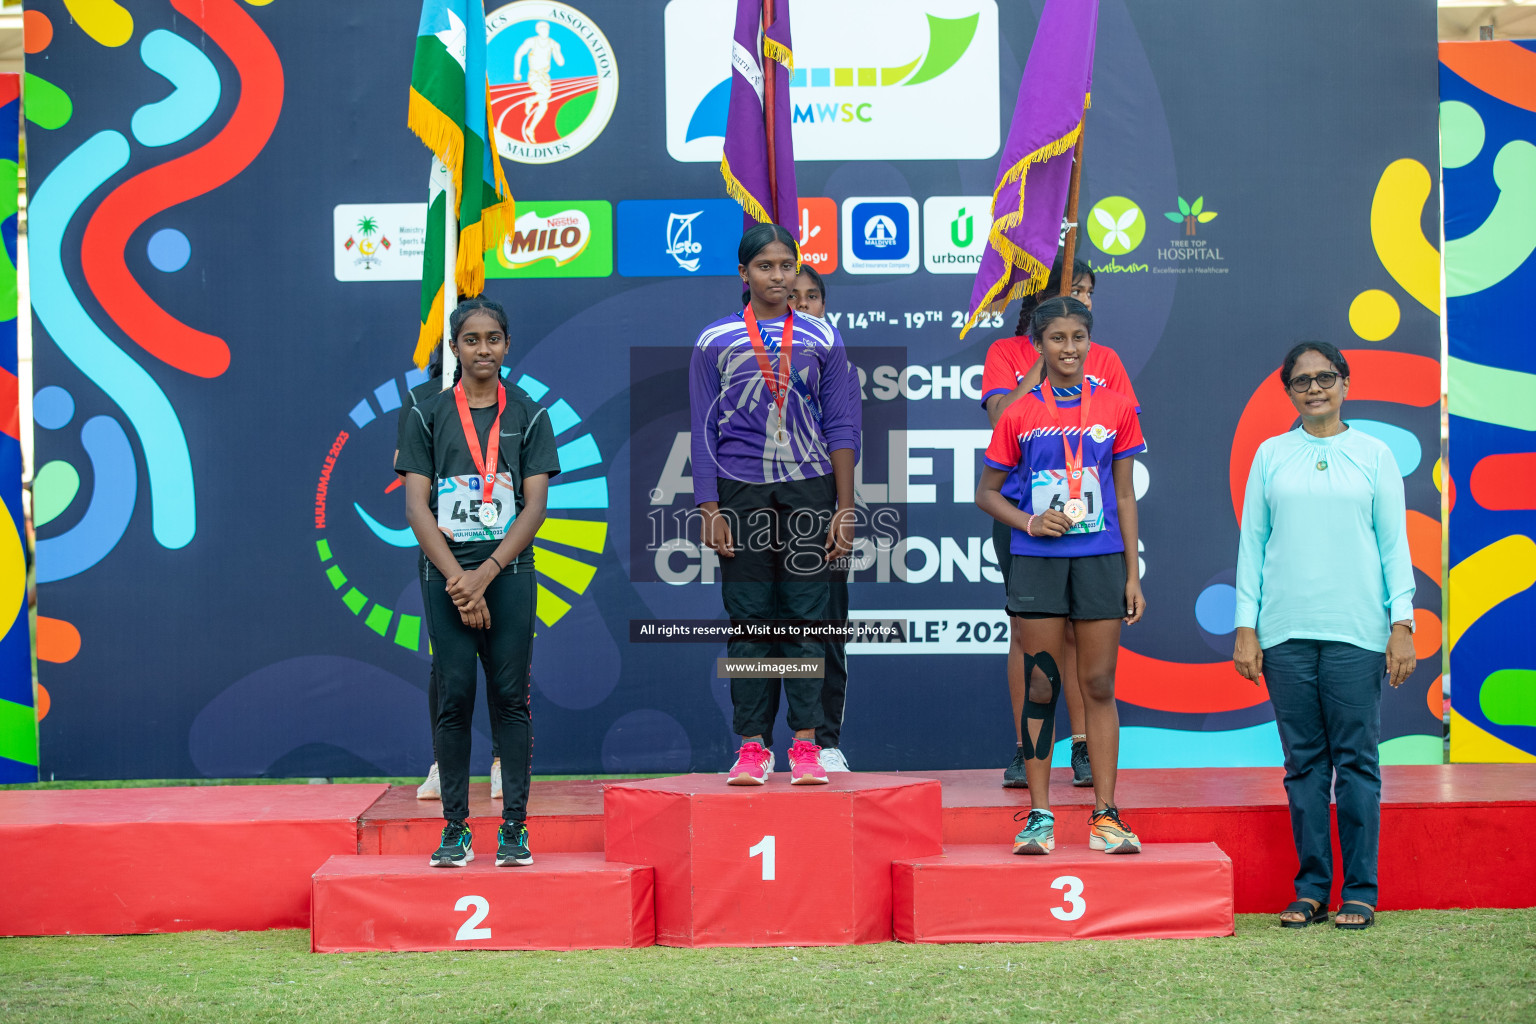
[[664, 0, 999, 163], [922, 195, 992, 274], [1087, 196, 1146, 256], [486, 1, 619, 165]]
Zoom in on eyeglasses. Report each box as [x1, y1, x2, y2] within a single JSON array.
[[1286, 372, 1340, 394]]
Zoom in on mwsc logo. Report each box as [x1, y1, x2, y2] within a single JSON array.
[[664, 0, 998, 163]]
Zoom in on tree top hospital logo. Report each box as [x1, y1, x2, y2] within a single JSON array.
[[664, 0, 999, 162], [311, 368, 610, 652], [1087, 196, 1146, 256], [487, 1, 618, 165]]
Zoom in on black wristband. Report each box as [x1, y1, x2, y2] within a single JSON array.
[[486, 554, 505, 573]]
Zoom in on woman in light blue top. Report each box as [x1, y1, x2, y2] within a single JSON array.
[[1233, 341, 1416, 931]]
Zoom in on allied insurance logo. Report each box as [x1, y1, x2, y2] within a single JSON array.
[[664, 0, 999, 163], [487, 1, 618, 165]]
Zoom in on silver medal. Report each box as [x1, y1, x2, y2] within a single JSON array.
[[477, 502, 500, 528]]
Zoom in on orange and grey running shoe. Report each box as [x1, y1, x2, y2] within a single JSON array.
[[1088, 806, 1141, 854]]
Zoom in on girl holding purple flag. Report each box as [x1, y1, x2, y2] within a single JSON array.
[[689, 225, 861, 787]]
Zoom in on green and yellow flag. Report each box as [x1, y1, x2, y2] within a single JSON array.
[[409, 0, 513, 367]]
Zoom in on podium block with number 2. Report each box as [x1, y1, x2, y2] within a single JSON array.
[[604, 774, 942, 947], [893, 843, 1235, 943]]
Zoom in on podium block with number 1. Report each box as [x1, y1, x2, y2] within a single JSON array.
[[604, 774, 942, 947]]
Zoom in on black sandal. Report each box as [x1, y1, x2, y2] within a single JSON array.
[[1279, 899, 1327, 928], [1335, 901, 1375, 930]]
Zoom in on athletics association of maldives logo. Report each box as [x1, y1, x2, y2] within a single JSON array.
[[487, 1, 619, 165]]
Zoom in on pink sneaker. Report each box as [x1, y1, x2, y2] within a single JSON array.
[[788, 739, 829, 785], [727, 741, 771, 785]]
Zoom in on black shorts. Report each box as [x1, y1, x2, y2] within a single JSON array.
[[1005, 552, 1128, 621]]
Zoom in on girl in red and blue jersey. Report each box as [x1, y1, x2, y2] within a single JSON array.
[[977, 296, 1146, 856], [981, 258, 1139, 792]]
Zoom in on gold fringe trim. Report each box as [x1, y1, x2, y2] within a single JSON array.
[[721, 154, 774, 227], [764, 37, 793, 76], [485, 81, 515, 233], [408, 87, 465, 188], [960, 97, 1088, 339], [455, 220, 484, 298], [415, 284, 445, 370]]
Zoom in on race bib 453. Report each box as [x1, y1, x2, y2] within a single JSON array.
[[437, 471, 515, 543]]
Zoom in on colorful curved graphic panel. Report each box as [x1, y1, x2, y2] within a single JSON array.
[[1443, 41, 1536, 763], [0, 77, 34, 782]]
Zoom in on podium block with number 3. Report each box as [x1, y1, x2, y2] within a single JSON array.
[[604, 774, 942, 947], [893, 843, 1234, 943]]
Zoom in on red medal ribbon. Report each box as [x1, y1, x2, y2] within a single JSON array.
[[743, 305, 793, 427], [1039, 378, 1092, 501], [453, 381, 506, 515]]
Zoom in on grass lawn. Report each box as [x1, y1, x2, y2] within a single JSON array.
[[1, 910, 1532, 1024]]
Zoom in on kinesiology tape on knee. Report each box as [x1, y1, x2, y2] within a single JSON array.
[[1021, 652, 1063, 761]]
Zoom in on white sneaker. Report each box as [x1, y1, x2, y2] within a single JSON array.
[[490, 758, 502, 801], [415, 762, 442, 800], [820, 748, 851, 772]]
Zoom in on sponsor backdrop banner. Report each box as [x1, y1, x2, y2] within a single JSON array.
[[29, 0, 1443, 779], [1442, 42, 1536, 764]]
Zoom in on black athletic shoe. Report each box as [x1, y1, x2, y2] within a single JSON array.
[[1071, 739, 1094, 788], [1002, 747, 1029, 789], [430, 820, 473, 867], [496, 820, 533, 867]]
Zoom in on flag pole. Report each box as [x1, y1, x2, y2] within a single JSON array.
[[1058, 127, 1085, 297], [440, 174, 458, 390], [762, 0, 779, 223]]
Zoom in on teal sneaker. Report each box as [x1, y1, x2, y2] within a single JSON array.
[[496, 820, 533, 867], [430, 820, 473, 867], [1012, 809, 1055, 855]]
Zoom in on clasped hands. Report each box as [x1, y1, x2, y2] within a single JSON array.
[[445, 562, 498, 629]]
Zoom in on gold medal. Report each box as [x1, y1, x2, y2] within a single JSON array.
[[1063, 498, 1087, 524]]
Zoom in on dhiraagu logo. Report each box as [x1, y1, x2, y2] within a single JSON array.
[[664, 0, 999, 162], [1087, 196, 1147, 256], [312, 367, 608, 652]]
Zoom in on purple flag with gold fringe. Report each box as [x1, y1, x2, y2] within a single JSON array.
[[721, 0, 798, 234], [962, 0, 1097, 338]]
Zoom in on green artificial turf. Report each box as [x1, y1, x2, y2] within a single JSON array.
[[1, 910, 1532, 1024]]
